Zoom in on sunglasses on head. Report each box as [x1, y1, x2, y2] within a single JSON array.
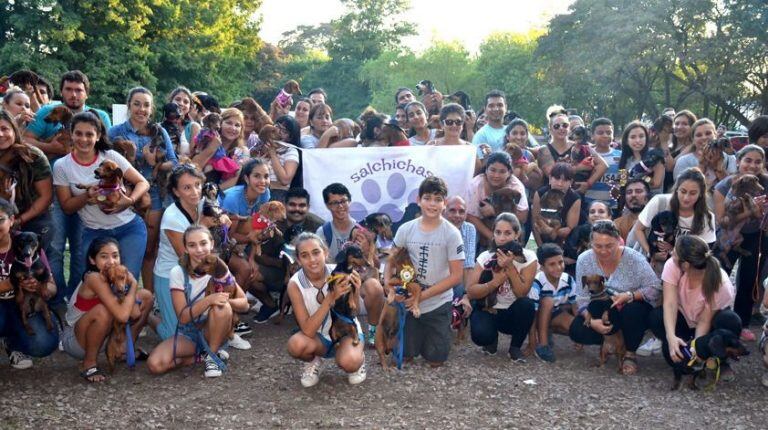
[[552, 123, 569, 130], [443, 119, 463, 126]]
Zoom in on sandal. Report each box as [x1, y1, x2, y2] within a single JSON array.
[[621, 355, 638, 375], [80, 366, 107, 383]]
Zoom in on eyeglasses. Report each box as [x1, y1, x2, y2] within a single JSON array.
[[328, 199, 349, 208], [443, 119, 463, 126], [552, 123, 569, 130]]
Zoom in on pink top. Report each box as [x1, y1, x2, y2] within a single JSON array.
[[466, 174, 528, 218], [661, 258, 735, 328]]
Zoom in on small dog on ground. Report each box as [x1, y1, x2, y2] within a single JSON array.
[[104, 264, 130, 373], [673, 328, 748, 390], [582, 275, 626, 371], [377, 247, 421, 369], [569, 126, 594, 183], [11, 232, 54, 335]]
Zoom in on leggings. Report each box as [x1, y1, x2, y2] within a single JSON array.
[[470, 297, 536, 350], [569, 300, 652, 352]]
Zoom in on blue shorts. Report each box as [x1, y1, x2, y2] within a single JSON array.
[[318, 332, 365, 359]]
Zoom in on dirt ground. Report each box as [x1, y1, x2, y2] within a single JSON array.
[[1, 314, 764, 429]]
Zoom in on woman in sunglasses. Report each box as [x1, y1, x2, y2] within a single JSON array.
[[569, 220, 660, 375], [428, 104, 481, 173], [286, 232, 367, 388]]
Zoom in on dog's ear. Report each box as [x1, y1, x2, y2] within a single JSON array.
[[707, 334, 726, 358]]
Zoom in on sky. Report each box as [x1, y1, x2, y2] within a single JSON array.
[[258, 0, 575, 53]]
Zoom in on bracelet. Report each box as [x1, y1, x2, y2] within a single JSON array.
[[627, 291, 634, 303]]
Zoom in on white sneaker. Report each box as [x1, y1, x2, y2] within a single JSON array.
[[228, 333, 251, 350], [9, 350, 33, 370], [204, 354, 222, 378], [637, 337, 662, 357], [301, 357, 324, 388], [249, 299, 263, 313], [348, 359, 367, 385], [217, 349, 230, 362]]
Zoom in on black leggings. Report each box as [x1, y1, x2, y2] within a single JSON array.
[[719, 231, 768, 328], [470, 298, 536, 350], [648, 307, 742, 371], [569, 301, 652, 352]]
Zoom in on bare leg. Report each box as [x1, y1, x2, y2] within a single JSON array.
[[74, 304, 113, 380], [287, 332, 327, 361], [203, 303, 233, 353], [141, 210, 162, 293], [362, 278, 384, 325]]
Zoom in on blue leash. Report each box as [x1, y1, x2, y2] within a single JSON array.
[[394, 302, 406, 369], [125, 298, 141, 369], [172, 276, 227, 372]]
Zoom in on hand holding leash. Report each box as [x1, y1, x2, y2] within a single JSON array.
[[667, 334, 687, 362]]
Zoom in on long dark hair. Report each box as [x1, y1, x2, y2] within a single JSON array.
[[70, 111, 112, 153], [618, 121, 649, 169], [669, 167, 711, 234], [236, 158, 268, 186], [178, 225, 213, 274], [275, 115, 301, 146], [489, 212, 521, 252], [83, 236, 120, 278], [674, 235, 722, 305]]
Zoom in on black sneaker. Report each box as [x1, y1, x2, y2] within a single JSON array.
[[253, 305, 279, 324], [234, 321, 252, 336], [482, 343, 498, 355], [508, 347, 526, 363]]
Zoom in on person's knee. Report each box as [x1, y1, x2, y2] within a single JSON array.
[[713, 309, 742, 335], [92, 305, 114, 325], [147, 354, 167, 374], [336, 348, 363, 372], [287, 334, 311, 359], [363, 279, 383, 297], [209, 302, 233, 322]]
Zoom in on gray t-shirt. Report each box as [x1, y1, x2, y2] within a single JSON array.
[[316, 216, 357, 262], [673, 152, 736, 180], [574, 247, 661, 309], [393, 217, 465, 313]]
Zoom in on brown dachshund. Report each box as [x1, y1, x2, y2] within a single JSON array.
[[718, 174, 764, 267], [104, 264, 130, 373], [376, 247, 421, 369], [479, 187, 522, 247], [194, 254, 238, 338], [111, 138, 151, 216], [582, 275, 626, 371], [506, 144, 544, 190], [44, 105, 74, 152], [252, 124, 279, 159], [536, 189, 566, 242], [233, 201, 286, 262], [76, 159, 124, 212]]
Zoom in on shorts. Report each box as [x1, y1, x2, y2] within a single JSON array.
[[61, 325, 104, 360], [404, 301, 452, 363], [175, 321, 208, 355], [318, 331, 366, 359]]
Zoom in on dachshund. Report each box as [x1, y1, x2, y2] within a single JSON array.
[[44, 104, 74, 152], [718, 174, 764, 268], [194, 112, 222, 157], [648, 210, 678, 267], [273, 79, 302, 110], [327, 246, 363, 347], [11, 232, 54, 336], [111, 138, 151, 216], [75, 160, 124, 212], [673, 328, 748, 390], [506, 144, 544, 191], [478, 240, 526, 313], [194, 254, 238, 338], [582, 275, 626, 370], [159, 102, 184, 156], [232, 201, 286, 262], [569, 125, 593, 183], [628, 148, 665, 182], [360, 212, 394, 244], [701, 138, 729, 188], [201, 182, 233, 259], [104, 264, 130, 373], [480, 188, 522, 227], [451, 296, 470, 344], [377, 247, 421, 369], [369, 121, 409, 147], [145, 123, 173, 200], [416, 79, 441, 116], [536, 189, 566, 242], [252, 124, 279, 159]]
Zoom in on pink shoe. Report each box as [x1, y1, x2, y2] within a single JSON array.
[[740, 328, 756, 342]]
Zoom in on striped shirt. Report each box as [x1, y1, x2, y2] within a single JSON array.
[[529, 271, 576, 310]]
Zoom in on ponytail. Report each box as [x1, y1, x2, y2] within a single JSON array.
[[675, 236, 722, 305]]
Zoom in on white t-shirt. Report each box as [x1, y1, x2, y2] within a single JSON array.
[[53, 150, 137, 230], [169, 265, 211, 316], [476, 248, 537, 309], [637, 194, 716, 244], [268, 145, 300, 184], [154, 200, 205, 278], [300, 134, 319, 149], [393, 217, 465, 313]]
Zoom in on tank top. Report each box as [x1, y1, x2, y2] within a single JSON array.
[[547, 142, 574, 163], [290, 265, 362, 338]]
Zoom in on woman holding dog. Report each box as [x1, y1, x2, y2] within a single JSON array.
[[109, 87, 178, 294], [53, 111, 149, 287], [148, 225, 249, 378], [673, 118, 737, 185], [569, 220, 661, 375], [266, 115, 300, 202], [0, 110, 54, 251], [300, 103, 332, 149], [466, 152, 529, 250], [712, 144, 768, 342], [62, 237, 154, 382], [195, 108, 249, 190], [618, 121, 665, 195], [286, 232, 367, 387], [648, 235, 742, 384], [466, 213, 538, 362], [531, 162, 582, 246], [168, 86, 201, 156]]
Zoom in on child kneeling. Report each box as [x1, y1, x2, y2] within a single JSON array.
[[286, 233, 366, 387]]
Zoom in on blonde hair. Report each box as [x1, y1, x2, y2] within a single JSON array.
[[220, 107, 246, 153]]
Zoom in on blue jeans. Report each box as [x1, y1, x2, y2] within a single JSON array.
[[154, 274, 175, 340], [0, 300, 59, 357], [75, 215, 148, 285], [49, 199, 83, 305]]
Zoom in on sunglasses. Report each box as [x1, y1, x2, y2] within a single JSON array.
[[443, 119, 463, 126], [552, 123, 569, 130]]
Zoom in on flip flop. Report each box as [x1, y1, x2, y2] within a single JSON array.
[[80, 366, 107, 383], [621, 355, 638, 375], [135, 348, 149, 361]]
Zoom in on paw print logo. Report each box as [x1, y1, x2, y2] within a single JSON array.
[[350, 173, 419, 221]]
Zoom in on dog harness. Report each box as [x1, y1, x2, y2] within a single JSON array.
[[172, 271, 227, 372], [685, 338, 721, 390]]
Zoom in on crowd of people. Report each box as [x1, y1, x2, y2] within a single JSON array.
[[1, 69, 768, 390]]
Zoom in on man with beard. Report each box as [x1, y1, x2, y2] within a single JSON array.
[[252, 187, 324, 323], [615, 179, 650, 241], [23, 70, 112, 315]]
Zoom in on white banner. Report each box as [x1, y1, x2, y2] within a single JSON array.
[[302, 146, 476, 222]]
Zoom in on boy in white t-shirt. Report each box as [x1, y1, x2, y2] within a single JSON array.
[[527, 244, 577, 363], [385, 177, 465, 367]]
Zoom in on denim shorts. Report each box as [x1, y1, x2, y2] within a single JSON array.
[[61, 325, 105, 360], [318, 332, 365, 359]]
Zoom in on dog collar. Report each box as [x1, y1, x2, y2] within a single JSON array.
[[98, 181, 121, 195], [212, 273, 234, 287]]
